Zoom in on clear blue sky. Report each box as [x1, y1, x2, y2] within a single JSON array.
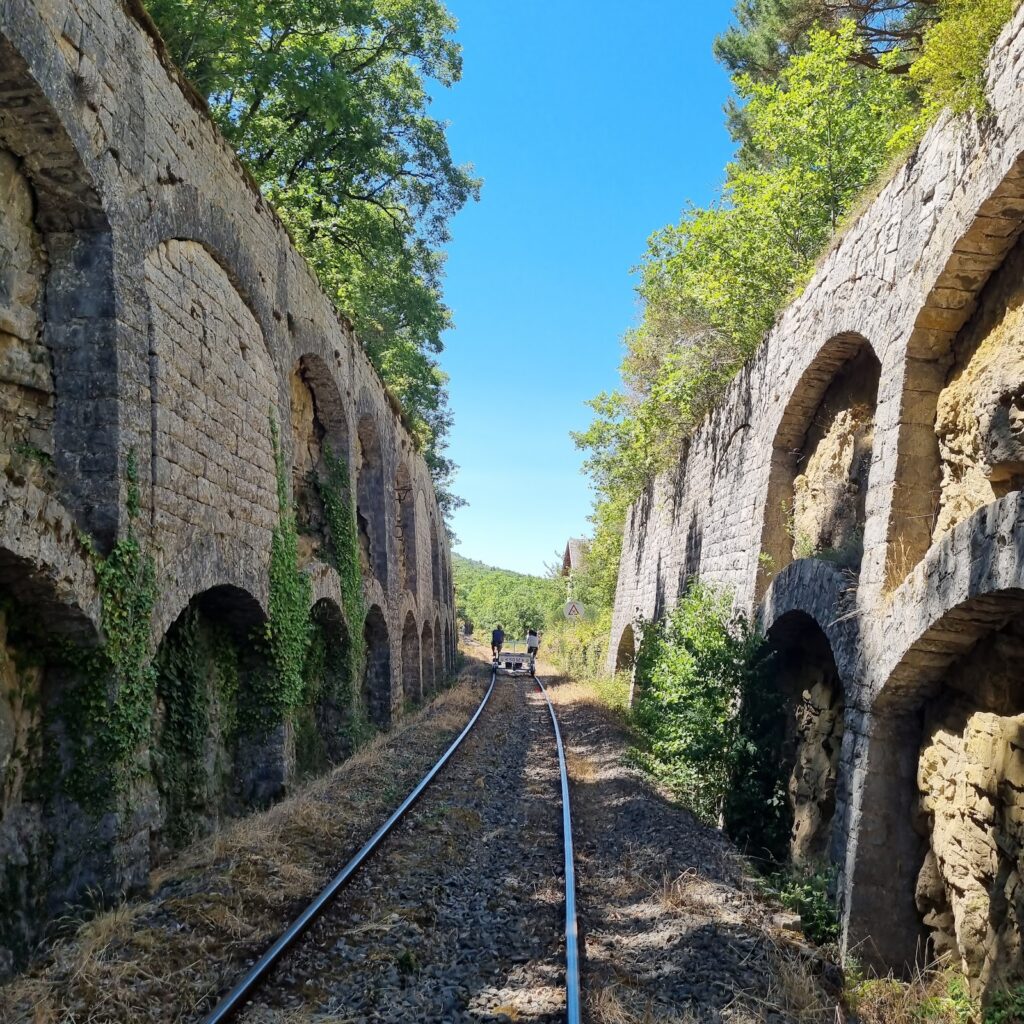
[[433, 1, 736, 576]]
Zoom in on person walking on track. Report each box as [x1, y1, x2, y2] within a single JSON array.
[[491, 624, 505, 660]]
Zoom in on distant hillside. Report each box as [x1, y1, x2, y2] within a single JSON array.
[[453, 553, 563, 638]]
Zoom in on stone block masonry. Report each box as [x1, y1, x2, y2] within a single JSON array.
[[0, 0, 455, 974], [609, 6, 1024, 991]]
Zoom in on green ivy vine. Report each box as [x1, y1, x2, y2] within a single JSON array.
[[69, 449, 159, 812], [243, 417, 313, 736], [317, 445, 372, 747], [154, 607, 239, 846]]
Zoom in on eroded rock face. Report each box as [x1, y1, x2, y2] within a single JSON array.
[[290, 364, 327, 566], [0, 607, 42, 816], [788, 671, 844, 864], [935, 243, 1024, 541], [0, 149, 52, 473], [916, 621, 1024, 994], [792, 349, 878, 565]]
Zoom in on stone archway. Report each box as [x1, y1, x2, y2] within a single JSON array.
[[362, 604, 391, 728], [845, 587, 1024, 982], [395, 462, 418, 597], [762, 611, 845, 866], [888, 218, 1024, 588], [434, 616, 443, 688], [289, 354, 352, 567], [615, 624, 636, 671], [356, 414, 388, 586], [0, 547, 100, 971], [0, 37, 118, 542], [421, 620, 435, 696], [757, 334, 880, 598], [401, 611, 421, 705], [152, 585, 272, 851]]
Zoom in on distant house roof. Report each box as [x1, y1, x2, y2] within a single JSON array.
[[561, 538, 587, 576]]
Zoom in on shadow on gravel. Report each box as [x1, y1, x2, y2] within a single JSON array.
[[546, 677, 842, 1024]]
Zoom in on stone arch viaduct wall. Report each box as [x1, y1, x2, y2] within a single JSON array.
[[609, 9, 1024, 991], [0, 0, 455, 972]]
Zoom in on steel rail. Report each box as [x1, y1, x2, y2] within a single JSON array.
[[201, 668, 498, 1024], [533, 674, 582, 1024]]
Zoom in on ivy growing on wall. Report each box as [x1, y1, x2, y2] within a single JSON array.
[[317, 445, 370, 743], [69, 450, 158, 811], [243, 417, 314, 735], [153, 607, 239, 846]]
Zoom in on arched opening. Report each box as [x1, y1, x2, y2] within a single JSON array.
[[434, 616, 443, 688], [0, 549, 99, 970], [429, 517, 441, 605], [758, 336, 880, 598], [289, 355, 351, 568], [152, 585, 278, 847], [294, 599, 353, 777], [444, 621, 452, 677], [356, 414, 388, 586], [756, 612, 845, 867], [421, 620, 435, 696], [362, 604, 391, 728], [0, 38, 118, 542], [615, 624, 636, 672], [401, 612, 421, 705], [888, 226, 1024, 587], [847, 589, 1024, 984], [394, 462, 418, 596]]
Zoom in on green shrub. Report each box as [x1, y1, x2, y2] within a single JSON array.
[[630, 582, 771, 827], [764, 864, 839, 946], [986, 983, 1024, 1024]]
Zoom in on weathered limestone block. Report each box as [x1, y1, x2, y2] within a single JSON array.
[[789, 674, 845, 864], [916, 623, 1024, 992], [0, 149, 52, 468], [290, 365, 327, 566], [935, 241, 1024, 540]]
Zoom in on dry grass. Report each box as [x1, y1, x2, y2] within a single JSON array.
[[590, 984, 701, 1023], [732, 941, 841, 1023], [846, 960, 978, 1024], [0, 663, 489, 1024]]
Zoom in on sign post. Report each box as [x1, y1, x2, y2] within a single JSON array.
[[563, 600, 585, 621]]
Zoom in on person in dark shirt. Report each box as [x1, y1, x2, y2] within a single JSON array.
[[491, 625, 505, 660]]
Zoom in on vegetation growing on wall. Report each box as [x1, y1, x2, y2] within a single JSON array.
[[153, 608, 239, 846], [574, 0, 1021, 596], [69, 450, 158, 810], [145, 0, 478, 517], [246, 418, 313, 736], [316, 446, 372, 748]]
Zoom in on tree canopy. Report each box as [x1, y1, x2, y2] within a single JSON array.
[[453, 555, 563, 640], [146, 0, 479, 515]]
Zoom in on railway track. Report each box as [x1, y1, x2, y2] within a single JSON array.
[[201, 666, 582, 1024]]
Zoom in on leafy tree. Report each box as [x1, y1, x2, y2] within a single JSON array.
[[452, 555, 562, 640], [714, 0, 939, 82], [575, 23, 912, 601], [145, 0, 480, 511]]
